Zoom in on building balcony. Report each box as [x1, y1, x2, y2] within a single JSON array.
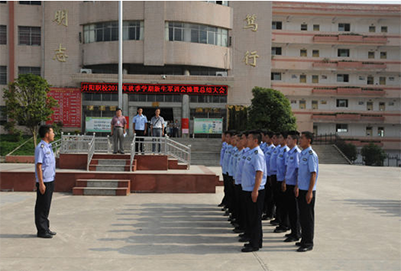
[[336, 113, 361, 121], [338, 34, 364, 42], [313, 35, 338, 42], [313, 34, 388, 44], [312, 87, 385, 96], [337, 61, 363, 69], [311, 60, 387, 70], [337, 87, 362, 95], [312, 61, 338, 68], [312, 113, 386, 123], [360, 114, 385, 122]]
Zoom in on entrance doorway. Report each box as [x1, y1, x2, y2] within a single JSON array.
[[142, 107, 174, 122]]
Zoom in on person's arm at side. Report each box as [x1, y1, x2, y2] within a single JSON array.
[[111, 124, 114, 136], [36, 163, 46, 194], [144, 121, 148, 135], [306, 172, 316, 204], [162, 121, 165, 136], [252, 171, 263, 203]]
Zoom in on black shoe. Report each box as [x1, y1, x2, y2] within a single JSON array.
[[285, 233, 292, 237], [297, 246, 313, 252], [270, 219, 280, 226], [47, 230, 57, 236], [261, 215, 269, 220], [239, 237, 250, 242], [244, 243, 262, 249], [232, 223, 240, 228], [241, 246, 259, 252], [295, 242, 303, 247], [113, 152, 118, 154], [223, 211, 230, 216], [218, 203, 224, 207], [239, 233, 246, 238], [120, 151, 125, 154], [37, 233, 53, 238], [284, 236, 299, 242], [233, 228, 244, 233], [274, 226, 289, 233]]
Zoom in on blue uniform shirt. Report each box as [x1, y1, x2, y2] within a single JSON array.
[[298, 146, 319, 191], [228, 147, 238, 177], [235, 147, 249, 185], [242, 146, 267, 192], [132, 114, 148, 130], [260, 142, 267, 153], [269, 144, 281, 175], [35, 140, 56, 183], [277, 145, 290, 181], [264, 144, 275, 176], [285, 146, 301, 186], [222, 144, 233, 174], [220, 142, 227, 167]]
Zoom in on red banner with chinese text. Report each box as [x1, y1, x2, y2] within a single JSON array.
[[47, 88, 81, 128]]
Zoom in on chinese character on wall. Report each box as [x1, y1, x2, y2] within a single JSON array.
[[244, 14, 258, 32], [53, 44, 68, 62], [244, 51, 259, 67], [53, 10, 68, 27]]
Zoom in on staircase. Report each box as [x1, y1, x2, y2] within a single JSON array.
[[88, 154, 135, 172], [313, 145, 351, 164], [73, 179, 130, 196], [173, 138, 222, 166]]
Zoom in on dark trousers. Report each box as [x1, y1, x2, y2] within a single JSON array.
[[222, 173, 229, 206], [113, 127, 124, 153], [240, 189, 248, 234], [227, 176, 235, 213], [35, 181, 54, 235], [263, 176, 275, 218], [276, 181, 289, 228], [298, 190, 316, 247], [244, 189, 265, 248], [284, 184, 300, 238], [233, 184, 242, 223], [135, 130, 145, 153], [152, 128, 162, 153], [271, 175, 281, 221]]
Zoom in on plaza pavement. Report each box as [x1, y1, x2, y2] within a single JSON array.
[[0, 164, 400, 271]]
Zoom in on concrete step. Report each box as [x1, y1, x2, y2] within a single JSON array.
[[90, 159, 131, 171], [73, 179, 131, 196], [313, 145, 350, 164]]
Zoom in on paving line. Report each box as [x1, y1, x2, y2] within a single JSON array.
[[253, 252, 270, 271]]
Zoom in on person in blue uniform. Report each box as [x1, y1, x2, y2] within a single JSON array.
[[222, 131, 234, 216], [282, 131, 301, 242], [295, 131, 319, 252], [241, 131, 267, 252], [269, 132, 281, 226], [218, 132, 227, 207], [262, 131, 276, 221], [132, 107, 148, 154], [275, 131, 290, 233], [227, 134, 238, 220], [34, 125, 57, 238], [231, 133, 244, 230]]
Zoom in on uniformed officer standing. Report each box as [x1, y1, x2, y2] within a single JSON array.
[[262, 131, 276, 221], [269, 132, 281, 226], [110, 107, 127, 154], [222, 131, 234, 215], [132, 108, 148, 154], [34, 125, 56, 238], [150, 108, 165, 153], [241, 131, 267, 252], [295, 131, 319, 252], [275, 132, 290, 233], [227, 133, 238, 218], [218, 132, 227, 207], [282, 131, 301, 242]]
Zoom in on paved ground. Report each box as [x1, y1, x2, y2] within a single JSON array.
[[0, 164, 400, 271]]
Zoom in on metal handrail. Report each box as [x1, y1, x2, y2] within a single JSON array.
[[86, 133, 96, 171], [130, 133, 136, 172]]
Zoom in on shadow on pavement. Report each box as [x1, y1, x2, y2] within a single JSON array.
[[341, 199, 401, 217]]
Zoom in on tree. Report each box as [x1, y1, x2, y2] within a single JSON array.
[[337, 142, 358, 162], [361, 143, 387, 166], [247, 86, 297, 131], [3, 74, 58, 147], [228, 106, 248, 131]]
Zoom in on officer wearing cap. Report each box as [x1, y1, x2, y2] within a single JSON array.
[[241, 131, 267, 252], [34, 125, 56, 238], [110, 107, 127, 154], [295, 131, 319, 252], [132, 107, 148, 154], [282, 131, 301, 242]]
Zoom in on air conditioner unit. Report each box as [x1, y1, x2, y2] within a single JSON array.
[[216, 71, 227, 77], [80, 69, 92, 74]]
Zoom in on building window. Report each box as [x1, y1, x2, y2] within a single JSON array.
[[300, 74, 306, 83], [313, 24, 320, 31], [312, 50, 319, 57], [312, 100, 318, 109], [18, 66, 41, 76], [379, 102, 385, 111], [338, 23, 351, 32], [366, 126, 373, 136], [271, 47, 282, 56], [337, 74, 349, 83], [380, 52, 387, 59], [336, 99, 348, 108], [84, 21, 143, 44], [299, 100, 306, 109], [312, 75, 319, 83], [0, 66, 6, 85], [205, 1, 229, 6], [338, 49, 350, 57], [336, 124, 348, 133], [271, 72, 281, 81], [18, 26, 41, 46], [0, 25, 6, 45], [166, 22, 228, 47], [369, 26, 376, 33], [367, 101, 373, 111], [301, 24, 307, 31], [367, 75, 374, 85], [379, 77, 386, 85], [272, 21, 282, 30], [300, 49, 307, 57], [381, 26, 388, 33], [19, 1, 41, 5], [368, 51, 375, 59], [378, 127, 385, 137]]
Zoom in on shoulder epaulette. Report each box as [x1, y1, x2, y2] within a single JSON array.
[[309, 150, 313, 154], [41, 144, 44, 148], [254, 150, 258, 154]]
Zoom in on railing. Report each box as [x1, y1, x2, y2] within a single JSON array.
[[51, 139, 62, 157], [130, 134, 136, 172], [87, 134, 96, 171], [60, 133, 94, 153], [314, 133, 352, 164], [166, 137, 191, 168]]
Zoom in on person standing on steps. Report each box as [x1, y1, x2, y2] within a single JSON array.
[[150, 108, 165, 153], [132, 107, 148, 154], [110, 107, 127, 154]]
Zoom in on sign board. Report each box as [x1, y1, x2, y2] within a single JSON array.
[[47, 88, 81, 127], [85, 117, 112, 133], [193, 118, 223, 134]]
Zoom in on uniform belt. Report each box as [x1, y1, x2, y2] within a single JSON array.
[[153, 127, 162, 129], [115, 126, 123, 129]]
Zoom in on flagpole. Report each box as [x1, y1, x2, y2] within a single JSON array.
[[118, 1, 123, 109]]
